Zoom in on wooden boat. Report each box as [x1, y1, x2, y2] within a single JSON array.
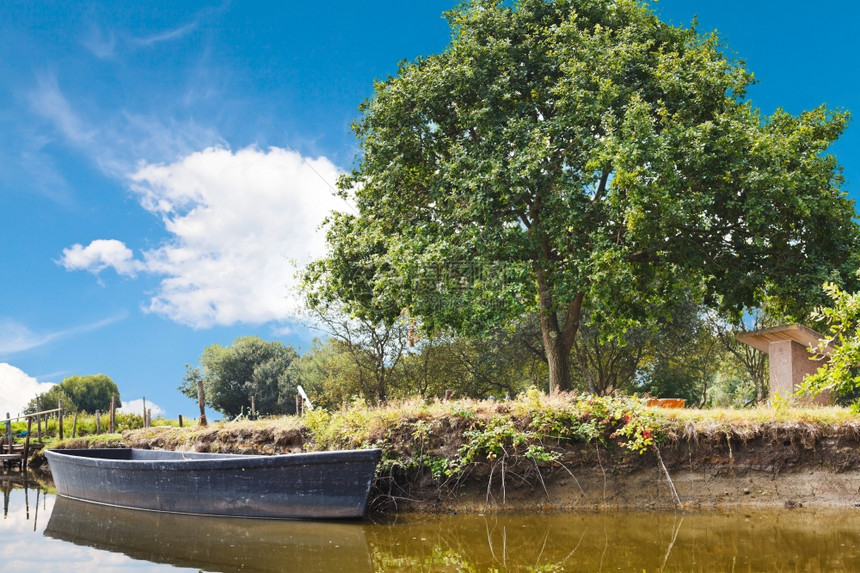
[[45, 447, 381, 520]]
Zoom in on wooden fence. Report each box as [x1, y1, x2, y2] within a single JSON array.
[[2, 405, 63, 470]]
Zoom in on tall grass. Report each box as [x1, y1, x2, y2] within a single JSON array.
[[3, 412, 148, 444]]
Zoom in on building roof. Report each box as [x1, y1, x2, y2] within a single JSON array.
[[735, 323, 832, 356]]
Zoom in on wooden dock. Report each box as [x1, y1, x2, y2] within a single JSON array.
[[1, 443, 44, 470], [3, 407, 59, 471]]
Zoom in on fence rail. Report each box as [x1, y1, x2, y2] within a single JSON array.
[[1, 407, 63, 425], [3, 404, 64, 471]]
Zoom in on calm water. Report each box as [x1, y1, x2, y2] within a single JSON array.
[[3, 476, 860, 572]]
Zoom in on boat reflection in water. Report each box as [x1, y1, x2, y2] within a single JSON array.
[[45, 496, 372, 573]]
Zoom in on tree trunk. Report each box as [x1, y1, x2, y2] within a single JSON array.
[[536, 269, 584, 393], [543, 330, 572, 393]]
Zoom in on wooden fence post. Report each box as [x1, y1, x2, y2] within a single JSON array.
[[4, 412, 10, 453], [110, 396, 116, 433], [142, 397, 148, 428], [178, 414, 184, 428], [23, 417, 32, 469], [197, 381, 207, 426], [96, 410, 101, 434], [36, 397, 42, 442], [58, 401, 63, 440], [72, 412, 78, 439]]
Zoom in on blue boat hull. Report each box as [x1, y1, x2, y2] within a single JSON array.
[[45, 448, 381, 519]]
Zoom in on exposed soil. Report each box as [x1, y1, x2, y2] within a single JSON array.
[[365, 420, 860, 513], [40, 420, 860, 514]]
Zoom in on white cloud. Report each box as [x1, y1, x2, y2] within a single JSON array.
[[0, 364, 55, 416], [117, 398, 164, 418], [61, 146, 347, 328], [60, 239, 145, 277]]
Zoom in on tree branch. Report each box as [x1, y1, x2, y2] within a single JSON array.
[[592, 169, 611, 204]]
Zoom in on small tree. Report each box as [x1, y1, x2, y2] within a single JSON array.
[[301, 303, 410, 405], [26, 374, 119, 414], [180, 336, 299, 417]]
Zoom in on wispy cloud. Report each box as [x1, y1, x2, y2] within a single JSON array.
[[0, 314, 128, 357], [81, 22, 116, 59], [132, 22, 198, 47], [28, 72, 95, 146], [15, 137, 75, 205], [26, 70, 224, 179]]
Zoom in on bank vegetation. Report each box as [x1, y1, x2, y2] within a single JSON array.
[[40, 392, 860, 512]]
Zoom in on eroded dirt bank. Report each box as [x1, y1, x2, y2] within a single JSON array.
[[43, 416, 860, 513], [370, 425, 860, 512]]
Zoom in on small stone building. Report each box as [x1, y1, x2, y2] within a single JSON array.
[[736, 323, 832, 405]]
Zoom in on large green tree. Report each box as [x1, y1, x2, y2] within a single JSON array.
[[180, 336, 299, 417], [306, 0, 857, 393]]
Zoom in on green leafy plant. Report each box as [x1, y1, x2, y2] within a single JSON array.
[[799, 281, 860, 405]]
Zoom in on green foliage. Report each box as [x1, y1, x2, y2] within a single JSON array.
[[293, 326, 546, 407], [459, 418, 534, 463], [3, 411, 146, 443], [799, 282, 860, 404], [397, 329, 545, 400], [444, 393, 664, 475], [180, 336, 299, 417], [24, 386, 77, 414], [25, 374, 120, 414], [306, 0, 857, 396], [291, 338, 362, 409], [65, 411, 145, 437], [707, 371, 758, 409], [61, 374, 121, 413]]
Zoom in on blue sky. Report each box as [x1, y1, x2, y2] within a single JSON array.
[[2, 1, 858, 418]]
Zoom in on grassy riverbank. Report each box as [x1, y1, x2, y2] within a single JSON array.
[[40, 392, 860, 512]]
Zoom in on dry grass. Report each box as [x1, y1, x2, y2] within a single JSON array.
[[49, 394, 860, 455], [658, 406, 858, 426]]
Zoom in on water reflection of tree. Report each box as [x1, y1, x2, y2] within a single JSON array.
[[364, 513, 721, 571], [367, 515, 598, 572]]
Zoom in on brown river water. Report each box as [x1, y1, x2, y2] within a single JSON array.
[[3, 479, 860, 571]]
